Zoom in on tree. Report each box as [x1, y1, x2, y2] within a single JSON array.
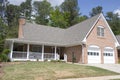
[[60, 0, 80, 26], [78, 15, 88, 23], [0, 17, 8, 52], [106, 12, 120, 35], [0, 0, 8, 23], [6, 4, 20, 27], [89, 6, 103, 17], [20, 0, 32, 20], [33, 0, 52, 25], [50, 7, 69, 28]]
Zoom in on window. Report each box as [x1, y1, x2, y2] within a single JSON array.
[[97, 26, 104, 37], [104, 47, 114, 57]]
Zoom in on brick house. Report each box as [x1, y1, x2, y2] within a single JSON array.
[[116, 35, 120, 61], [5, 13, 119, 64]]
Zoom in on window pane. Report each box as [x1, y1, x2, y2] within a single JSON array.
[[101, 28, 104, 36], [97, 26, 104, 37], [97, 27, 100, 36]]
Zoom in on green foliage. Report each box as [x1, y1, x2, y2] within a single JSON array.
[[89, 6, 103, 17], [50, 7, 69, 28], [33, 0, 53, 25], [0, 49, 10, 62], [78, 15, 88, 22], [106, 12, 120, 35], [20, 0, 32, 20], [0, 17, 8, 52], [0, 53, 8, 62], [60, 0, 80, 26], [6, 4, 20, 27], [2, 49, 10, 55]]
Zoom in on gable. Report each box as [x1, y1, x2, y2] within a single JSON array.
[[86, 14, 119, 47]]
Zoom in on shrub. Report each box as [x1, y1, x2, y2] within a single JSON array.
[[2, 49, 10, 55], [72, 52, 76, 63], [0, 53, 8, 62], [0, 49, 10, 62]]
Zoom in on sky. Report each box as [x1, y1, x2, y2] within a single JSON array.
[[8, 0, 120, 17]]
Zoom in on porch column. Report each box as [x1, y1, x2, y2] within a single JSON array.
[[54, 46, 57, 60], [10, 40, 14, 61], [27, 44, 30, 60], [42, 45, 44, 61]]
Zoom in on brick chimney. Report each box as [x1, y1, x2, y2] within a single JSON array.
[[18, 16, 26, 38]]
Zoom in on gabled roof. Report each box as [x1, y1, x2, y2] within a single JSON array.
[[65, 13, 100, 45], [6, 13, 101, 46], [116, 35, 120, 48], [116, 35, 120, 44]]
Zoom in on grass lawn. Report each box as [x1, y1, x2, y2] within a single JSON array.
[[1, 62, 119, 80]]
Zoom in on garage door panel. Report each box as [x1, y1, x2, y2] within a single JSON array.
[[88, 56, 101, 63], [104, 47, 115, 64], [87, 45, 101, 63]]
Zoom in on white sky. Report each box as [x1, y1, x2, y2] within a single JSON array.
[[8, 0, 64, 7], [114, 9, 120, 17]]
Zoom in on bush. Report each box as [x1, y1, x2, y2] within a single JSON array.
[[2, 49, 10, 55], [0, 53, 8, 62], [0, 49, 10, 62], [72, 52, 76, 63]]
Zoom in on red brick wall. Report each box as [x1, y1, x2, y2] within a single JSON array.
[[83, 16, 118, 64], [18, 18, 26, 38], [65, 45, 82, 63]]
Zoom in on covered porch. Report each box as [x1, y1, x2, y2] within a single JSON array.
[[5, 39, 67, 61]]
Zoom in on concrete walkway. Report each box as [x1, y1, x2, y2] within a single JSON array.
[[87, 64, 120, 73], [59, 75, 120, 80]]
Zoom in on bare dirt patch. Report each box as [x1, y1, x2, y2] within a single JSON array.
[[35, 76, 44, 80], [55, 71, 74, 78]]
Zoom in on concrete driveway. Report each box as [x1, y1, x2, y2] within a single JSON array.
[[87, 64, 120, 73]]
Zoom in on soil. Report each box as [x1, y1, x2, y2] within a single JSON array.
[[0, 63, 3, 79]]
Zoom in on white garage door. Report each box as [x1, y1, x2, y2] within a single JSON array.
[[104, 47, 115, 63], [88, 45, 101, 63]]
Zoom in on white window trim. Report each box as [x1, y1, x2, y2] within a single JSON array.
[[97, 26, 104, 37]]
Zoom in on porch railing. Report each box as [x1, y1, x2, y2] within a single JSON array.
[[44, 53, 55, 60], [29, 52, 42, 59], [12, 51, 27, 59], [12, 51, 59, 60]]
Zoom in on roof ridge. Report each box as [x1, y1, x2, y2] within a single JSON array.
[[67, 13, 101, 29], [25, 22, 65, 30], [25, 13, 101, 30]]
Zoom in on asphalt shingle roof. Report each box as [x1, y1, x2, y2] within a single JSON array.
[[7, 14, 100, 46], [116, 35, 120, 44]]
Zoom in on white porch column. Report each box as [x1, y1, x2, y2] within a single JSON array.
[[10, 40, 14, 61], [54, 46, 57, 60], [27, 44, 30, 60], [42, 45, 44, 61]]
